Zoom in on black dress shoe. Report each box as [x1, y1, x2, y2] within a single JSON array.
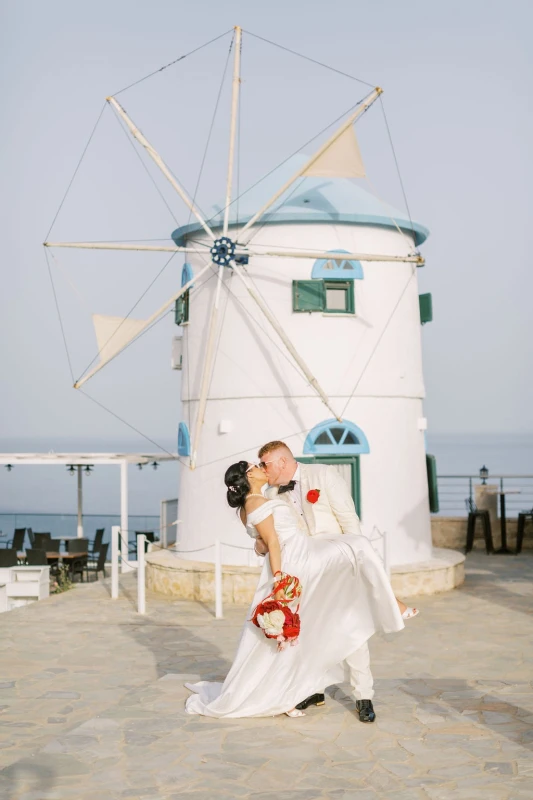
[[355, 699, 376, 723], [295, 693, 325, 711]]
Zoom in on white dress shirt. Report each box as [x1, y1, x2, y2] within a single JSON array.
[[286, 464, 303, 517]]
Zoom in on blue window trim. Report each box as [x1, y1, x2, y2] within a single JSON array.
[[303, 418, 370, 455], [311, 250, 364, 281], [178, 422, 191, 456], [181, 262, 194, 288]]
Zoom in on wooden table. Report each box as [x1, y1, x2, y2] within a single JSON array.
[[46, 551, 88, 559], [46, 552, 88, 566]]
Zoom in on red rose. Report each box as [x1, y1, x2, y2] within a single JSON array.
[[282, 607, 301, 641], [307, 489, 320, 504]]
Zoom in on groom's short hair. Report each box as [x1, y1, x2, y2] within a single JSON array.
[[258, 440, 293, 459]]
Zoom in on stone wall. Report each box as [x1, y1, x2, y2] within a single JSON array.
[[146, 546, 465, 602], [145, 549, 261, 604], [431, 516, 533, 552]]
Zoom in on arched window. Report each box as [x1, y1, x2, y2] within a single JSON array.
[[303, 419, 370, 455], [178, 422, 191, 456], [181, 262, 194, 287], [311, 250, 364, 281]]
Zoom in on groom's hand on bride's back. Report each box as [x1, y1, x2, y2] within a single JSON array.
[[254, 537, 268, 556]]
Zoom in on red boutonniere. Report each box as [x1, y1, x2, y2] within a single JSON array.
[[307, 489, 320, 504]]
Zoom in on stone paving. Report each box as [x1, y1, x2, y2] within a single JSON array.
[[1, 553, 533, 800]]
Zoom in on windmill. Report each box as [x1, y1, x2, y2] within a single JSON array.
[[44, 27, 432, 569]]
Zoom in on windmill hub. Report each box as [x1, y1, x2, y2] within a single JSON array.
[[210, 236, 236, 267]]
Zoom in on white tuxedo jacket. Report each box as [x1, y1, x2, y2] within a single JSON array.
[[266, 462, 362, 537]]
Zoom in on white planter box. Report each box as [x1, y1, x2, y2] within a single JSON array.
[[0, 566, 50, 612]]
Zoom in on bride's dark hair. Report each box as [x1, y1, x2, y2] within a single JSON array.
[[225, 461, 250, 509]]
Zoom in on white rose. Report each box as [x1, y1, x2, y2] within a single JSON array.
[[257, 609, 285, 638]]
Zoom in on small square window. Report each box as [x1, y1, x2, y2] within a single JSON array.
[[324, 281, 354, 314], [326, 287, 348, 311]]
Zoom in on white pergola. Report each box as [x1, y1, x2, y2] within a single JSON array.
[[0, 453, 177, 570]]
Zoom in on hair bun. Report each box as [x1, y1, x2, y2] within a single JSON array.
[[224, 460, 250, 509]]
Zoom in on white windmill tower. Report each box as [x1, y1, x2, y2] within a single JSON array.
[[44, 27, 442, 583]]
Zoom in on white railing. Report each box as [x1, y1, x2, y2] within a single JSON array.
[[110, 526, 389, 617], [111, 526, 146, 614]]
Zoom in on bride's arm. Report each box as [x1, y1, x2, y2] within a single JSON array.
[[240, 507, 268, 556], [253, 515, 282, 578]]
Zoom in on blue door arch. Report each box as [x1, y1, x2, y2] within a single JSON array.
[[299, 419, 370, 517]]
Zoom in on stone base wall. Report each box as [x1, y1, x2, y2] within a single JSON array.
[[431, 516, 533, 552], [146, 546, 465, 603], [145, 550, 260, 604], [390, 548, 464, 596]]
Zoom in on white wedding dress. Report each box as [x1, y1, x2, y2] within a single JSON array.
[[185, 498, 404, 718]]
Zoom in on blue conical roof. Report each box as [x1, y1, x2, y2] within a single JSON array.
[[171, 154, 429, 247]]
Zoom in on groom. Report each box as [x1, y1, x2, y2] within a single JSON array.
[[255, 439, 377, 723]]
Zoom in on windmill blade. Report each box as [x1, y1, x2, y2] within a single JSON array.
[[190, 28, 243, 470], [238, 87, 382, 243], [107, 96, 215, 242], [74, 262, 213, 389], [223, 26, 242, 236], [230, 261, 342, 421], [189, 262, 225, 469], [246, 246, 424, 265], [44, 242, 203, 254]]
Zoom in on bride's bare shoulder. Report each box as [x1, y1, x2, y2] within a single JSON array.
[[245, 496, 268, 513], [239, 500, 266, 525]]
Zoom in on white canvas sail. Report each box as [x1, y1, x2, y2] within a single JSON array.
[[303, 125, 365, 178], [92, 314, 147, 364]]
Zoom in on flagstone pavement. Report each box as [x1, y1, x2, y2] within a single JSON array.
[[1, 552, 532, 800]]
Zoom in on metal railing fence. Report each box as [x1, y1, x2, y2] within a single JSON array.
[[436, 475, 533, 516]]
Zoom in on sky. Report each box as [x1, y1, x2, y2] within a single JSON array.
[[1, 0, 532, 513]]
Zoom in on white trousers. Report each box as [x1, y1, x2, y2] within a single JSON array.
[[321, 642, 374, 701]]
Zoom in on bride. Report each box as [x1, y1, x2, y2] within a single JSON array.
[[185, 461, 404, 718]]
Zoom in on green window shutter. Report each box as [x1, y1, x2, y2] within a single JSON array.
[[175, 290, 190, 325], [426, 453, 439, 513], [419, 293, 433, 325], [292, 280, 325, 312]]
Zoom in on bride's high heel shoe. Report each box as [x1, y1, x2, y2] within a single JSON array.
[[285, 708, 306, 717]]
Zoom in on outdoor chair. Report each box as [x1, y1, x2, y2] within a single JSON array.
[[47, 539, 61, 553], [44, 538, 61, 571], [85, 542, 109, 581], [2, 528, 26, 550], [129, 531, 157, 557], [0, 549, 18, 568], [516, 508, 533, 554], [27, 528, 35, 547], [465, 498, 494, 554], [65, 537, 89, 553], [34, 532, 52, 549], [26, 549, 49, 566], [91, 529, 105, 555], [68, 538, 89, 582]]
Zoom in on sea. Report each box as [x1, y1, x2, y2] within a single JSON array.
[[0, 434, 532, 543]]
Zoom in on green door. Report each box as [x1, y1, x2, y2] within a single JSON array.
[[296, 455, 361, 518]]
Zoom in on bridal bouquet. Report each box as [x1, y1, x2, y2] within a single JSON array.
[[250, 573, 302, 651]]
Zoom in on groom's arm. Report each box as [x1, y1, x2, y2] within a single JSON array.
[[325, 467, 363, 536]]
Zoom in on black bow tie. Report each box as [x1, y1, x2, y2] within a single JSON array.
[[278, 480, 296, 494]]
